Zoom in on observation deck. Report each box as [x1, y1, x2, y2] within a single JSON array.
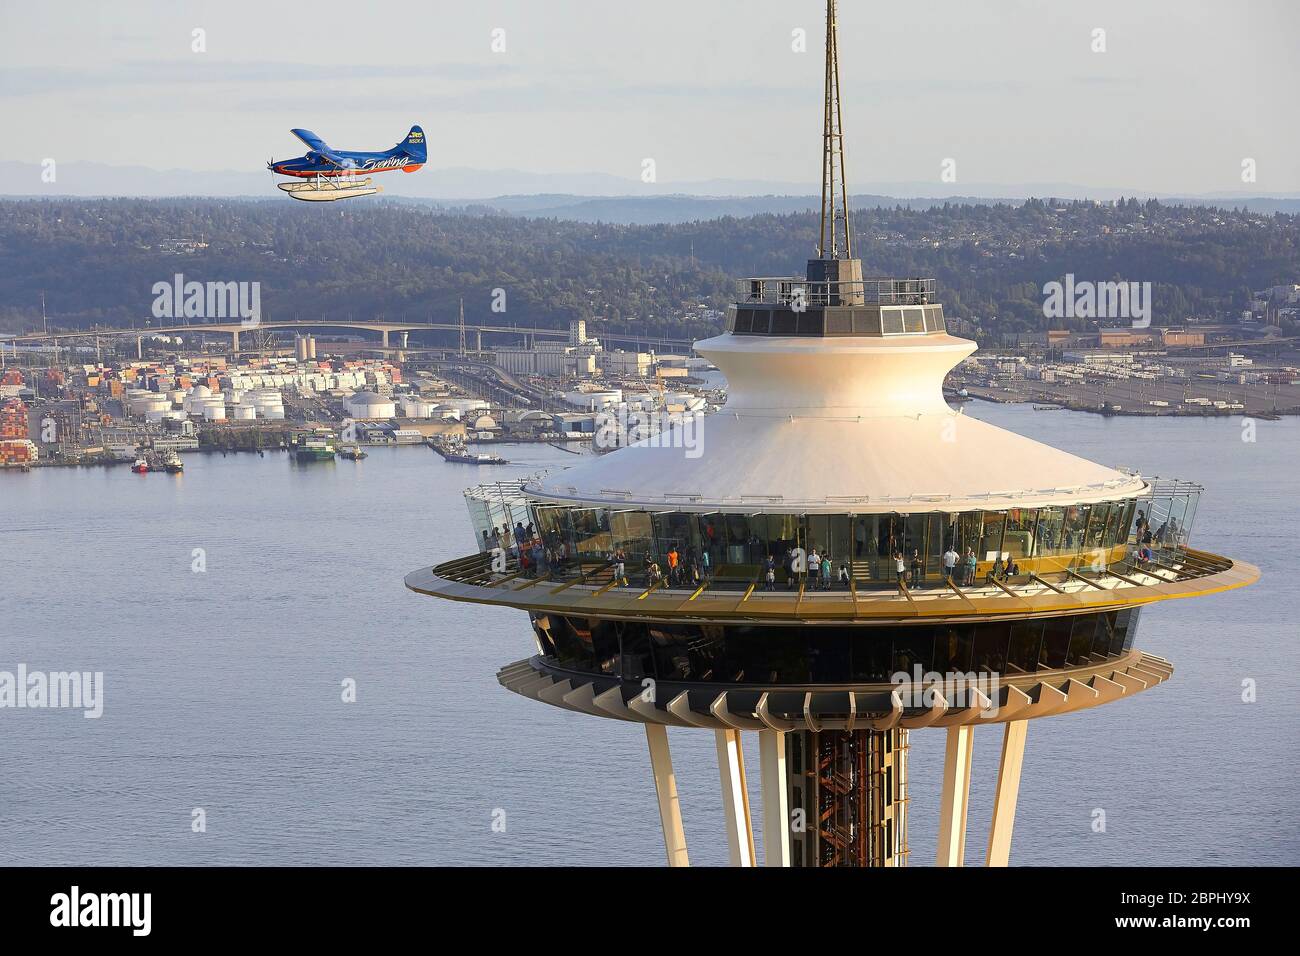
[[729, 275, 946, 338], [405, 545, 1256, 626]]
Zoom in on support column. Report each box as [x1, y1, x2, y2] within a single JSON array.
[[230, 329, 239, 354], [715, 729, 756, 867], [758, 730, 790, 867], [936, 725, 974, 867], [381, 329, 389, 348], [985, 719, 1028, 867], [645, 725, 689, 867]]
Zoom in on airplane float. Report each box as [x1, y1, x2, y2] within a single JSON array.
[[268, 126, 426, 201]]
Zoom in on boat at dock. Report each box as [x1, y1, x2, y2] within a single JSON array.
[[290, 431, 337, 462], [339, 446, 368, 460]]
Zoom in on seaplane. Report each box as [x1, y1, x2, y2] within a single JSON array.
[[268, 125, 426, 201]]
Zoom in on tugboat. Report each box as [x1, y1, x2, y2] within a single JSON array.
[[162, 450, 184, 473], [339, 446, 368, 461], [429, 435, 507, 465], [131, 457, 150, 474]]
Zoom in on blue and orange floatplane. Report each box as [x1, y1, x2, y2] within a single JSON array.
[[269, 126, 425, 201]]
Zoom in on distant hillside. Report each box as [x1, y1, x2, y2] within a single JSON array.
[[0, 197, 1296, 341]]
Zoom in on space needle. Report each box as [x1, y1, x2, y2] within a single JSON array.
[[406, 0, 1258, 866]]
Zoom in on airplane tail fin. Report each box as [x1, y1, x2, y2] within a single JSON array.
[[395, 125, 426, 166]]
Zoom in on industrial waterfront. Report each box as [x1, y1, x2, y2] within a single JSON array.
[[1, 406, 1295, 866]]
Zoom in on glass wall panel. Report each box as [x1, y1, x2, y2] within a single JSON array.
[[609, 510, 655, 563], [891, 628, 934, 677], [956, 511, 982, 555], [531, 504, 568, 567], [933, 624, 973, 673], [1040, 616, 1073, 668], [1067, 614, 1098, 665], [902, 514, 931, 586], [1117, 608, 1140, 652], [620, 622, 654, 679], [1086, 502, 1111, 550], [854, 514, 895, 582], [808, 632, 852, 682], [1102, 501, 1122, 551], [852, 636, 892, 682], [924, 514, 945, 581], [1177, 491, 1199, 550], [979, 511, 1007, 562], [1035, 505, 1065, 557], [549, 615, 592, 669], [1062, 505, 1090, 560], [589, 618, 621, 674], [568, 508, 610, 561], [1003, 508, 1037, 558], [972, 623, 1009, 674], [1007, 619, 1044, 673], [1092, 611, 1118, 657]]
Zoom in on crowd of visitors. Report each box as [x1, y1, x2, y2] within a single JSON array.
[[486, 504, 1177, 591]]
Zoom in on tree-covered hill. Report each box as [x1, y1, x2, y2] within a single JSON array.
[[0, 197, 1295, 341]]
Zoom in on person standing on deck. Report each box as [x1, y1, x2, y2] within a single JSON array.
[[943, 544, 959, 582]]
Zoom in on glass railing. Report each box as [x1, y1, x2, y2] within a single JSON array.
[[459, 479, 1206, 593]]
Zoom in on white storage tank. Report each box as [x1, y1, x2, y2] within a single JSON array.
[[345, 391, 396, 419], [233, 405, 257, 421], [401, 398, 432, 419]]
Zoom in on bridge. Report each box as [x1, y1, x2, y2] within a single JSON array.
[[1, 318, 697, 355]]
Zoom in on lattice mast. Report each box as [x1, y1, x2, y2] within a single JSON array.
[[818, 0, 853, 261]]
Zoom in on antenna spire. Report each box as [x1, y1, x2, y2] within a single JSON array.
[[818, 0, 852, 260]]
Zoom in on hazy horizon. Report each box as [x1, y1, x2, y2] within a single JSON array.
[[2, 0, 1298, 198]]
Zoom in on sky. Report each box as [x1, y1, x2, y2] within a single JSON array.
[[1, 0, 1297, 195]]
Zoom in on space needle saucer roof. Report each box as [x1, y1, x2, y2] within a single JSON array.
[[526, 289, 1148, 515]]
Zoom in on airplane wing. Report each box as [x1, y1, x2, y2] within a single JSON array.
[[290, 128, 355, 168], [291, 128, 329, 152]]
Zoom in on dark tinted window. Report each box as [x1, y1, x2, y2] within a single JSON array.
[[770, 309, 797, 335]]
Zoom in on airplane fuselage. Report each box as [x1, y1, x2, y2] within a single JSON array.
[[271, 151, 423, 177]]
